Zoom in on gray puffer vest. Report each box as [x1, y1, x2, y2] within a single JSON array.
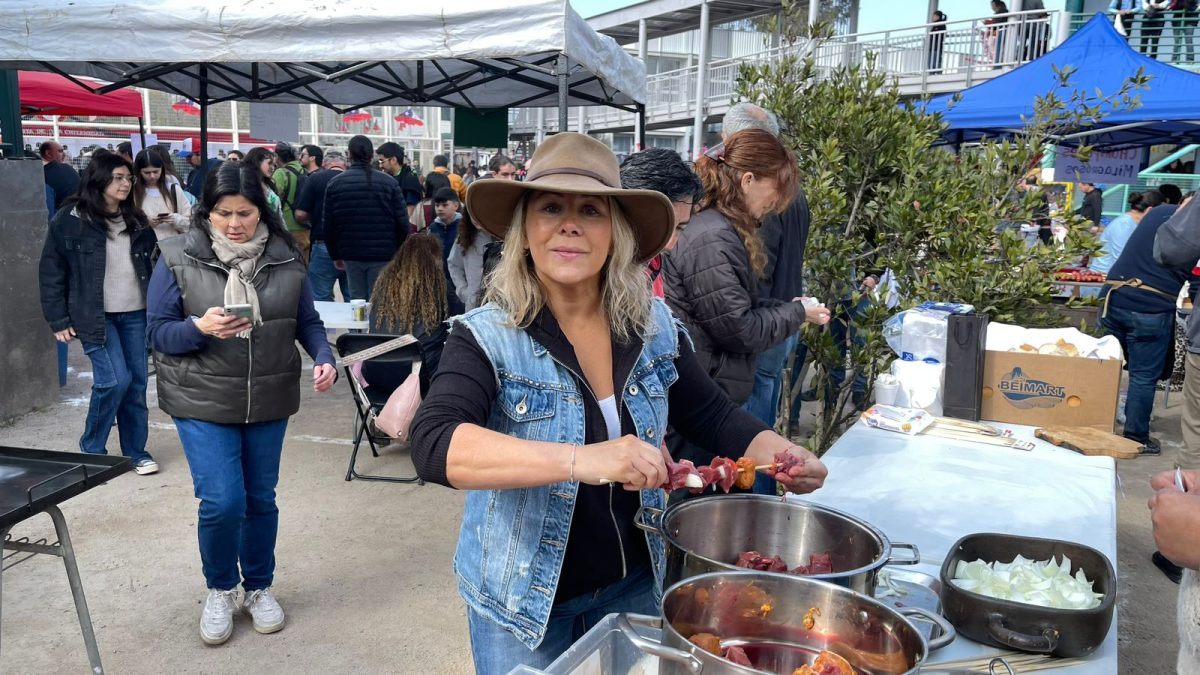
[[155, 230, 305, 424]]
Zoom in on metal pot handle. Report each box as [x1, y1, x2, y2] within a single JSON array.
[[985, 613, 1060, 654], [897, 606, 956, 651], [885, 542, 921, 565], [634, 506, 665, 535], [615, 613, 703, 674]]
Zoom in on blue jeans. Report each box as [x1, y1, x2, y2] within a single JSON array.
[[79, 311, 150, 463], [308, 241, 348, 302], [343, 260, 388, 302], [743, 334, 798, 495], [467, 564, 657, 675], [175, 417, 289, 591], [1100, 306, 1174, 443]]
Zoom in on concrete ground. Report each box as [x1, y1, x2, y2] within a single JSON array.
[[0, 348, 1183, 674]]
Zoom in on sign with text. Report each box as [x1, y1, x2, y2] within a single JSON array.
[[1053, 146, 1140, 185], [249, 103, 300, 144]]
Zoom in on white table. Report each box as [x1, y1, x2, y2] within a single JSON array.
[[793, 422, 1118, 674], [314, 301, 368, 331]]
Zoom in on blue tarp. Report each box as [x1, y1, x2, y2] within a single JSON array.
[[922, 14, 1200, 148]]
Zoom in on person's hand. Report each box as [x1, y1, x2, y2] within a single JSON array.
[[194, 307, 251, 339], [334, 260, 346, 271], [154, 214, 172, 224], [1149, 488, 1200, 570], [313, 363, 336, 392], [54, 327, 76, 343], [1151, 469, 1198, 492], [759, 446, 828, 495], [574, 436, 668, 491], [795, 298, 831, 325]]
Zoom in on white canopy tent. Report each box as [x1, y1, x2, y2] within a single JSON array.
[[0, 0, 647, 154]]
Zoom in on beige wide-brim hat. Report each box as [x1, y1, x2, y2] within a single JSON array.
[[465, 132, 675, 265]]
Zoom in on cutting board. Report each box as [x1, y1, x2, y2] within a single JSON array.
[[1034, 426, 1141, 460]]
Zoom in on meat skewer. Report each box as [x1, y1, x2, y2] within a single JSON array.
[[599, 450, 806, 493]]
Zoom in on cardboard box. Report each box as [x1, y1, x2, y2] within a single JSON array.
[[980, 350, 1121, 431]]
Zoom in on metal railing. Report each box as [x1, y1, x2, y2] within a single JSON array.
[[512, 9, 1062, 134], [1070, 10, 1200, 68]]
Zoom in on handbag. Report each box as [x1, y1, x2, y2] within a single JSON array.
[[372, 362, 422, 442]]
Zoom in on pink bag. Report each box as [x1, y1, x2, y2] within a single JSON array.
[[371, 363, 422, 442]]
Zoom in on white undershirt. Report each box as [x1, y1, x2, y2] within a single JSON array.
[[597, 396, 621, 441]]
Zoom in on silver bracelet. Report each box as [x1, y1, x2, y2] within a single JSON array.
[[569, 444, 577, 483]]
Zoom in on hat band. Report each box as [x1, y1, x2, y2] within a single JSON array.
[[526, 166, 615, 187]]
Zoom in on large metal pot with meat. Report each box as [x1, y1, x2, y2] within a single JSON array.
[[616, 570, 953, 674], [636, 495, 921, 595]]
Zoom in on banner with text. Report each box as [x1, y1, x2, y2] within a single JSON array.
[[1053, 146, 1140, 185]]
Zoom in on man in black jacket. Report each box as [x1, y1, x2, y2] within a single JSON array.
[[323, 136, 410, 301], [39, 141, 80, 212], [1077, 182, 1104, 229]]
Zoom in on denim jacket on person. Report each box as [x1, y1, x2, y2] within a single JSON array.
[[39, 206, 157, 344], [451, 299, 681, 649]]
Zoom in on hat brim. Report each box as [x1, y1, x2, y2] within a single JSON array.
[[465, 174, 675, 265]]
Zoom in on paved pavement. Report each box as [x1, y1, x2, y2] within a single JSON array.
[[0, 346, 1183, 673]]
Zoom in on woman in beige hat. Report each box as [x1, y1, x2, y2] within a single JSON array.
[[409, 132, 826, 673]]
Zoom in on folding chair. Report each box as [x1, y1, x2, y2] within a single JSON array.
[[335, 333, 425, 485]]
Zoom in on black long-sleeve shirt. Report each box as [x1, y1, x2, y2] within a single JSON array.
[[409, 307, 767, 602]]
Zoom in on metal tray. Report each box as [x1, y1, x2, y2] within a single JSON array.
[[875, 566, 944, 642], [0, 446, 131, 528]]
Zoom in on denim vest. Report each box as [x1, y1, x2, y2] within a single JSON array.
[[452, 299, 681, 649]]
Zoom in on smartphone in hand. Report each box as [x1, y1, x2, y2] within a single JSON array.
[[224, 304, 254, 321]]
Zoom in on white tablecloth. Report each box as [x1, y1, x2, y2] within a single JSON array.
[[793, 422, 1118, 674], [314, 301, 368, 331]]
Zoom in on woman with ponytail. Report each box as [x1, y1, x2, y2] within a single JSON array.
[[662, 127, 828, 412]]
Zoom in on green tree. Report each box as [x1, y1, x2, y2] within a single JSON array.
[[736, 48, 1146, 454]]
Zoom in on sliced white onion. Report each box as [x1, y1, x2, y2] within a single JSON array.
[[950, 554, 1104, 610], [684, 474, 705, 489]]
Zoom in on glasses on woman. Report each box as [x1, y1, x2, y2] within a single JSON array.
[[111, 174, 138, 185]]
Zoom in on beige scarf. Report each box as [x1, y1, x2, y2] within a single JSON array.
[[208, 223, 270, 339]]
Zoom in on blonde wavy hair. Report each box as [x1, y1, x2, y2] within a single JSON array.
[[483, 195, 652, 341]]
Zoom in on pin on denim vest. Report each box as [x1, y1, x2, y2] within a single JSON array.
[[452, 299, 682, 649]]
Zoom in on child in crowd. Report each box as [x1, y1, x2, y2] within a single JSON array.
[[448, 207, 497, 312], [427, 188, 465, 315]]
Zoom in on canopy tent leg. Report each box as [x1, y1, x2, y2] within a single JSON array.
[[557, 53, 569, 134], [0, 69, 22, 157], [199, 65, 208, 160], [635, 18, 648, 151], [637, 105, 647, 151], [138, 117, 146, 150]]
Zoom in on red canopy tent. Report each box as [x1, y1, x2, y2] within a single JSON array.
[[18, 70, 142, 117]]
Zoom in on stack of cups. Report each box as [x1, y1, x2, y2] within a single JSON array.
[[874, 374, 900, 406]]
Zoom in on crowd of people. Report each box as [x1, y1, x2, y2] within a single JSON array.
[[32, 93, 1200, 671]]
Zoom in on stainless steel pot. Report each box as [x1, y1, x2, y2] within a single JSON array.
[[617, 571, 954, 675], [636, 495, 920, 595]]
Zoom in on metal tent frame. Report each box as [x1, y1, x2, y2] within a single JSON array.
[[0, 0, 650, 156]]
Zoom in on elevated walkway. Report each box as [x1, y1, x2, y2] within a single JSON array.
[[512, 10, 1200, 139]]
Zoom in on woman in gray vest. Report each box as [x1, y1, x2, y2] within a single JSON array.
[[146, 161, 336, 646], [409, 133, 828, 674]]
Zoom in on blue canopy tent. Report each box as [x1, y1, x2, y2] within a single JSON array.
[[922, 14, 1200, 148]]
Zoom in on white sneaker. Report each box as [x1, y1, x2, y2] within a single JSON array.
[[243, 587, 286, 634], [134, 458, 159, 475], [200, 589, 239, 645]]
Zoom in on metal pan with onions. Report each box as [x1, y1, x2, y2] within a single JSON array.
[[636, 495, 921, 595], [616, 570, 954, 675]]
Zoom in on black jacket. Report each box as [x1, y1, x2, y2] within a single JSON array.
[[1078, 189, 1104, 228], [663, 209, 807, 404], [39, 206, 157, 344], [758, 189, 811, 302], [323, 163, 410, 262]]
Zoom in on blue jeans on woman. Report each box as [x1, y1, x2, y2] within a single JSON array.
[[1100, 306, 1174, 443], [79, 310, 151, 463], [467, 564, 657, 675], [174, 417, 289, 591], [744, 334, 799, 495]]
